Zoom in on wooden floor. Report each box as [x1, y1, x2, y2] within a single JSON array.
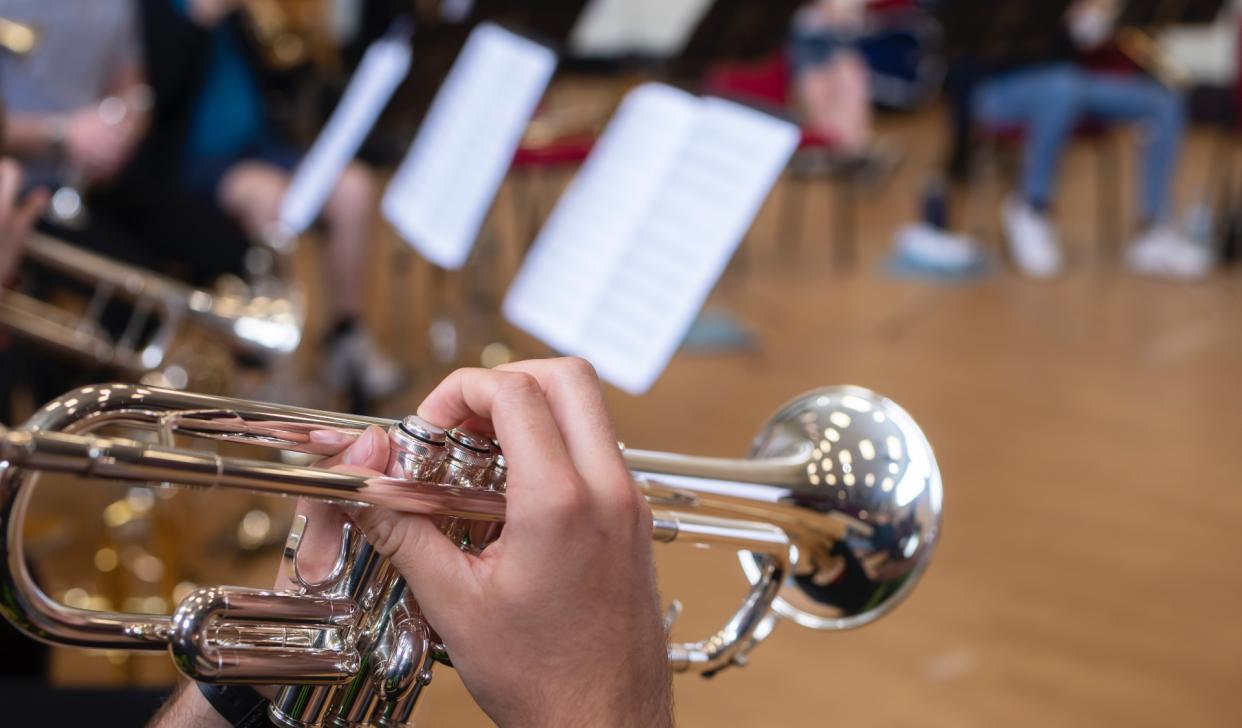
[[30, 97, 1242, 726]]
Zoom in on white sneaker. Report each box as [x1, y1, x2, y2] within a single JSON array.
[[325, 328, 405, 400], [1002, 197, 1063, 279], [1125, 227, 1213, 281], [894, 222, 983, 271]]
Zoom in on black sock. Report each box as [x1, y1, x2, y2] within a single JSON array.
[[325, 317, 358, 345]]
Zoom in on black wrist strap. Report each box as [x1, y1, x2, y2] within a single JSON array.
[[196, 683, 273, 728]]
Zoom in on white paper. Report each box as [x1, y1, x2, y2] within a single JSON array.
[[382, 24, 557, 270], [277, 34, 412, 238], [503, 83, 798, 395], [569, 0, 716, 57]]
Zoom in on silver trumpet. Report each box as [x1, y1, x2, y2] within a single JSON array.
[[0, 383, 942, 727], [0, 234, 304, 382]]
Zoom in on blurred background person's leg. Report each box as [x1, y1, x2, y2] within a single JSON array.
[[974, 63, 1086, 278], [1075, 72, 1212, 278]]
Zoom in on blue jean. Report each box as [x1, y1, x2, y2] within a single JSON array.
[[974, 63, 1185, 223]]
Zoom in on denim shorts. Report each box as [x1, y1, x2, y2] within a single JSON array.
[[789, 29, 856, 77]]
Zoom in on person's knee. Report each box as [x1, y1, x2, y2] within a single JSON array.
[[220, 164, 288, 224], [1033, 67, 1085, 121]]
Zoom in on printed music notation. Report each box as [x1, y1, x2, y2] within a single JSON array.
[[503, 83, 798, 394], [278, 32, 412, 238], [383, 23, 557, 270]]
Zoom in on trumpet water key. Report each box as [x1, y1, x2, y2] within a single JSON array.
[[0, 383, 942, 727]]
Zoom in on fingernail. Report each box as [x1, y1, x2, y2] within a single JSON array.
[[343, 428, 378, 466]]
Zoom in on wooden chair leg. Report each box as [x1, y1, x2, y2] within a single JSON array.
[[776, 173, 807, 261], [832, 177, 858, 270], [1095, 135, 1123, 263]]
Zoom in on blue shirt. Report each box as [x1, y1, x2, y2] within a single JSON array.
[[173, 0, 267, 161]]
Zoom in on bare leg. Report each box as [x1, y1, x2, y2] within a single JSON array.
[[217, 161, 288, 244], [218, 160, 401, 399], [218, 161, 374, 323], [796, 52, 873, 154], [319, 162, 376, 321]]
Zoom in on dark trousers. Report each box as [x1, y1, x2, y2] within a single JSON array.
[[44, 177, 252, 287]]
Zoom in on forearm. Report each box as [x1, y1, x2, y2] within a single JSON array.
[[3, 114, 60, 160], [184, 0, 242, 28], [148, 682, 231, 728], [110, 63, 151, 109]]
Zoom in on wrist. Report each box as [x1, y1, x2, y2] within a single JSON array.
[[188, 0, 237, 27], [150, 681, 232, 728], [41, 115, 67, 162]]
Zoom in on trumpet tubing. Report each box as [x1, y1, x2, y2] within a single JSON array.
[[0, 384, 942, 726]]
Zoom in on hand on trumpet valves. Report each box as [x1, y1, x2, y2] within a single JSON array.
[[304, 359, 674, 728]]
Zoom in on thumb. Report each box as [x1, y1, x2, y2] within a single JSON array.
[[349, 507, 476, 609], [319, 426, 389, 471]]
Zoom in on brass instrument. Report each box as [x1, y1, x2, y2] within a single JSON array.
[[242, 0, 342, 74], [0, 234, 303, 385], [0, 383, 941, 726], [0, 17, 36, 56], [1115, 26, 1192, 89], [244, 0, 311, 71]]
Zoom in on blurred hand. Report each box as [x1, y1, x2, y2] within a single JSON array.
[[188, 0, 245, 26], [63, 105, 140, 184], [0, 159, 46, 284], [315, 358, 672, 728]]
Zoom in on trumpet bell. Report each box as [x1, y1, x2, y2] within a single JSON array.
[[742, 386, 942, 631]]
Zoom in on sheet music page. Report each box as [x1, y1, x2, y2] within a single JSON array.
[[277, 34, 412, 238], [502, 83, 700, 355], [570, 0, 716, 57], [503, 84, 798, 394], [382, 24, 557, 270]]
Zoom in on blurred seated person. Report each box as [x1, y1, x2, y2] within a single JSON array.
[[788, 0, 902, 184], [0, 0, 252, 289], [0, 0, 257, 414], [0, 157, 48, 674], [141, 0, 402, 399], [789, 0, 873, 155], [0, 156, 48, 423], [0, 159, 45, 286], [897, 0, 1210, 281]]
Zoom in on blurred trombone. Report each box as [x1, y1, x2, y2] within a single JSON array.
[[0, 234, 303, 387]]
